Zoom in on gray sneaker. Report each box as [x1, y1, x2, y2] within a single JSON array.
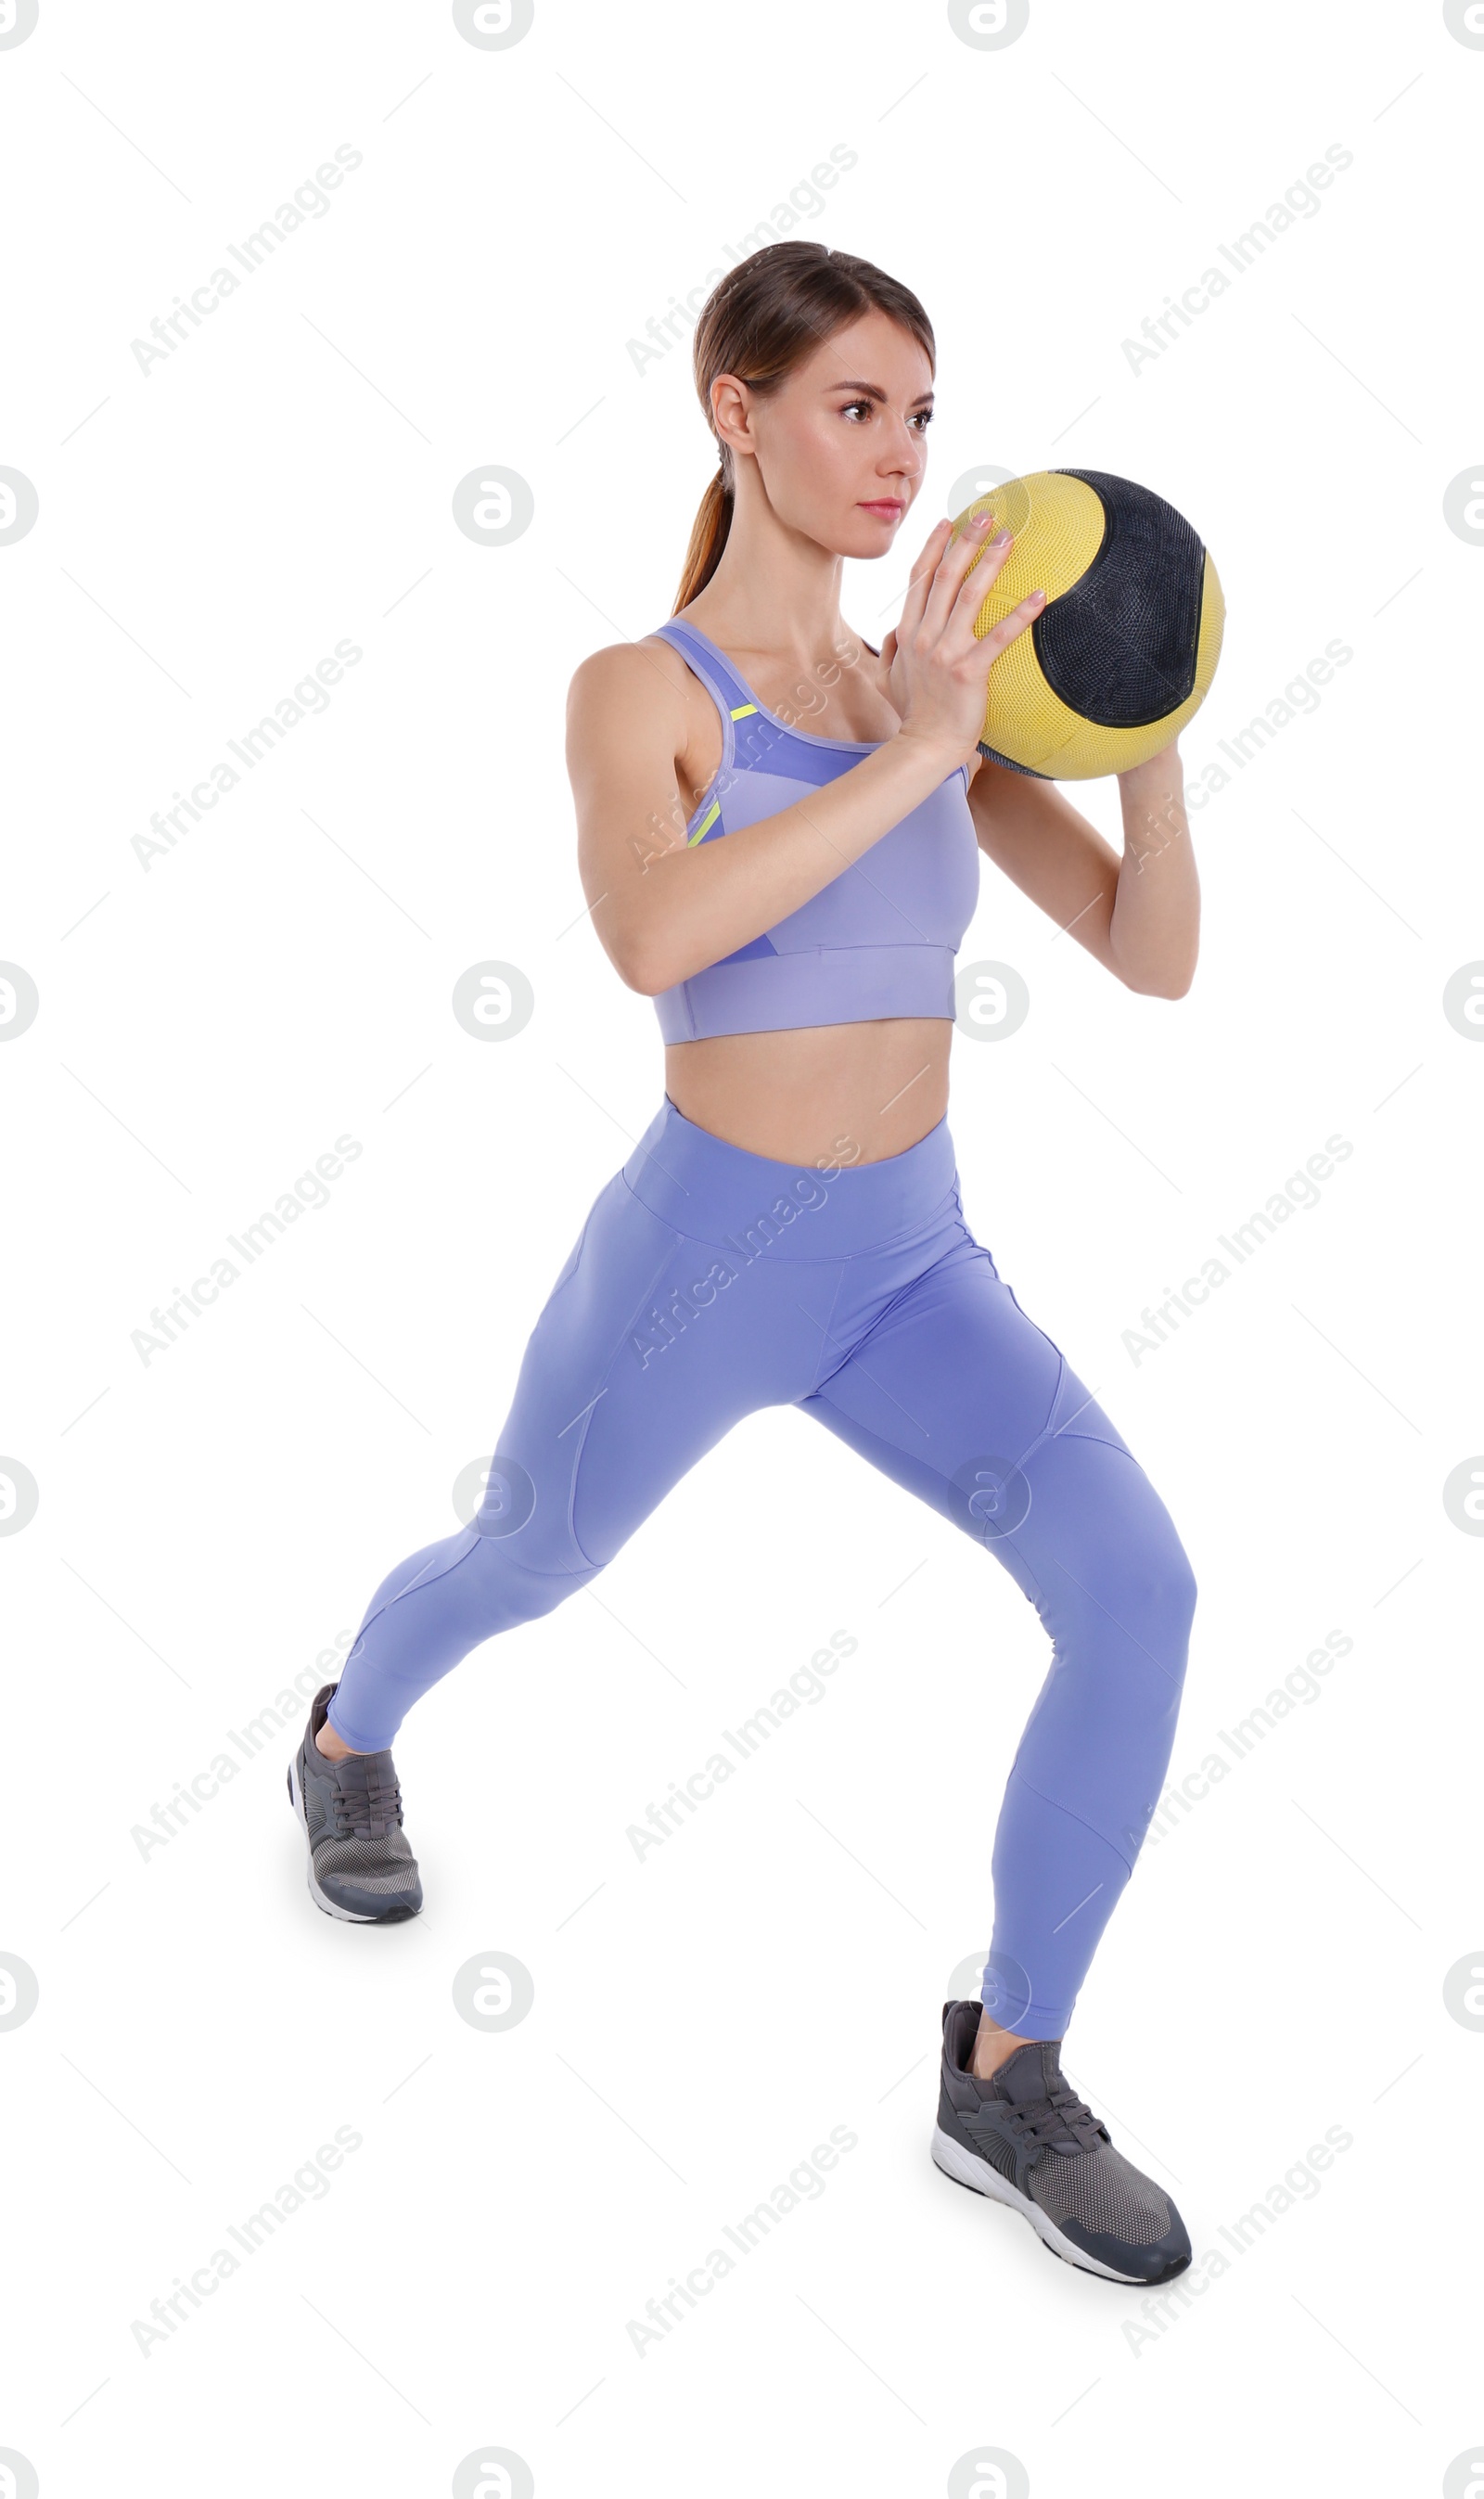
[[932, 2000, 1191, 2284], [287, 1681, 423, 1924]]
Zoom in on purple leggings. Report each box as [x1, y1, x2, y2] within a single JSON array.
[[328, 1095, 1196, 2036]]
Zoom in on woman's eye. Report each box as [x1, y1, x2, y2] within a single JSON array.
[[839, 401, 933, 429]]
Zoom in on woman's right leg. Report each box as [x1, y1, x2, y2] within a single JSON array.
[[320, 1522, 600, 1754], [324, 1134, 836, 1755]]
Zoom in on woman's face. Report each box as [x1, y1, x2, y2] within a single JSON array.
[[718, 306, 935, 557]]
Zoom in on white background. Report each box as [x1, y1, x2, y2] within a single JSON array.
[[2, 1, 1480, 2493]]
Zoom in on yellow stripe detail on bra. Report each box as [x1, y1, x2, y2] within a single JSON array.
[[685, 704, 750, 843]]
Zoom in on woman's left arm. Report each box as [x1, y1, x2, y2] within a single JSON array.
[[966, 742, 1198, 998]]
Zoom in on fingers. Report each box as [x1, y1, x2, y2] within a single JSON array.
[[922, 509, 1015, 641], [972, 588, 1048, 669], [893, 508, 1036, 669], [893, 519, 952, 637]]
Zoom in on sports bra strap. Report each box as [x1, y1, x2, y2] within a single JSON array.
[[654, 617, 758, 711], [658, 616, 881, 690], [653, 617, 884, 784]]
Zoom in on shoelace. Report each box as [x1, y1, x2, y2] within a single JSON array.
[[329, 1755, 403, 1843], [997, 2082, 1109, 2159]]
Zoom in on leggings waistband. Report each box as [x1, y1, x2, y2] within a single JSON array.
[[621, 1094, 961, 1261]]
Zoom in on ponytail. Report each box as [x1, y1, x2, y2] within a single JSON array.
[[672, 467, 734, 612]]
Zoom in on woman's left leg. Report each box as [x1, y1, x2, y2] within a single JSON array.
[[797, 1226, 1196, 2043]]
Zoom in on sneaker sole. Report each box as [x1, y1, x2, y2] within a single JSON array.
[[930, 2121, 1166, 2286], [287, 1756, 418, 1925]]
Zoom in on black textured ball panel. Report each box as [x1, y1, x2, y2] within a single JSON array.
[[1035, 470, 1208, 729], [977, 743, 1053, 777]]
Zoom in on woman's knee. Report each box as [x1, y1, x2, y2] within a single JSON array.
[[1109, 1517, 1197, 1685], [1134, 1516, 1197, 1628], [1047, 1494, 1196, 1683], [1115, 1503, 1195, 1611]]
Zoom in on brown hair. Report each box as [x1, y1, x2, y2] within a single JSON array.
[[671, 241, 935, 615]]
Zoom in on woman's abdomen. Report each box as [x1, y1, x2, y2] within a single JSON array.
[[664, 1016, 953, 1165]]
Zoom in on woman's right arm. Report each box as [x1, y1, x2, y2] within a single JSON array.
[[567, 510, 1041, 997]]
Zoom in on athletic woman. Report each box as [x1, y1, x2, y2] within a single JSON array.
[[289, 243, 1200, 2287]]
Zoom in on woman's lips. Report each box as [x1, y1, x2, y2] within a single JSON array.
[[859, 500, 903, 518]]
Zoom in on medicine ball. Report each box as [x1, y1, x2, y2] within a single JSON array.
[[953, 469, 1225, 779]]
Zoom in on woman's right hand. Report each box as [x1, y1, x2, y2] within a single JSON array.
[[878, 510, 1045, 767]]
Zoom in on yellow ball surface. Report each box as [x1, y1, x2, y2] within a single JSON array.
[[952, 468, 1224, 780]]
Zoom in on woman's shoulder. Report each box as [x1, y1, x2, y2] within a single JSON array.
[[565, 631, 709, 789], [567, 629, 694, 719]]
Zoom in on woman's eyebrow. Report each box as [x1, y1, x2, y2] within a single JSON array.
[[825, 379, 935, 406]]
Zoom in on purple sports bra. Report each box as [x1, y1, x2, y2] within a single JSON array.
[[649, 617, 981, 1044]]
